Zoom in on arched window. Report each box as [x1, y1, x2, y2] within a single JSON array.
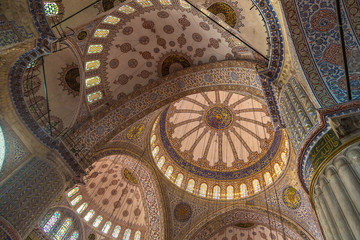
[[186, 179, 195, 193], [159, 0, 171, 5], [264, 172, 273, 186], [54, 218, 72, 240], [240, 184, 248, 198], [86, 76, 101, 88], [77, 203, 88, 214], [179, 0, 191, 8], [165, 166, 173, 178], [281, 152, 287, 164], [119, 5, 135, 14], [175, 173, 183, 186], [93, 216, 103, 228], [88, 45, 103, 54], [84, 210, 95, 221], [157, 156, 165, 169], [274, 163, 282, 177], [103, 16, 120, 24], [87, 91, 103, 103], [150, 135, 156, 145], [69, 231, 79, 240], [213, 185, 220, 199], [102, 221, 111, 234], [253, 179, 260, 193], [94, 29, 110, 38], [123, 229, 131, 240], [152, 146, 159, 157], [226, 186, 234, 200], [199, 183, 207, 197], [85, 60, 101, 71], [134, 231, 141, 240], [42, 211, 60, 233], [0, 125, 5, 171], [112, 226, 121, 238], [70, 195, 82, 206], [137, 0, 153, 7], [67, 187, 79, 198], [44, 2, 59, 16]]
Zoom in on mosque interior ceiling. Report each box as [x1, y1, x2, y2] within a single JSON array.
[[2, 0, 360, 239]]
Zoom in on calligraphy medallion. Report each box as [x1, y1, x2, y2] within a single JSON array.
[[205, 106, 233, 129]]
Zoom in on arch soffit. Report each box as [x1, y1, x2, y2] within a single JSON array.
[[183, 205, 314, 240], [71, 60, 264, 154], [87, 149, 166, 240]]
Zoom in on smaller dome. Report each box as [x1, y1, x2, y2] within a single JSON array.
[[66, 155, 150, 239]]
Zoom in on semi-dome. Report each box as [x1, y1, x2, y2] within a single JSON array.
[[66, 155, 162, 239], [150, 90, 289, 199]]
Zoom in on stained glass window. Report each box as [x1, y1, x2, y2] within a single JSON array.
[[93, 216, 103, 228], [84, 210, 95, 221], [76, 203, 88, 214], [264, 172, 273, 186], [137, 0, 153, 7], [175, 174, 183, 187], [102, 221, 111, 234], [71, 195, 82, 206], [86, 76, 101, 88], [67, 187, 79, 198], [0, 125, 5, 171], [281, 152, 287, 164], [159, 0, 171, 5], [85, 60, 100, 71], [69, 231, 79, 240], [226, 186, 234, 200], [87, 91, 103, 103], [152, 146, 159, 157], [213, 185, 220, 199], [134, 231, 141, 240], [199, 183, 207, 197], [150, 135, 156, 145], [274, 164, 282, 177], [103, 16, 120, 24], [112, 226, 121, 238], [253, 179, 260, 193], [42, 211, 60, 233], [157, 156, 165, 169], [54, 218, 72, 240], [44, 2, 59, 16], [179, 0, 191, 8], [240, 184, 248, 198], [186, 179, 195, 193], [123, 229, 131, 240], [165, 166, 173, 178], [94, 29, 110, 38], [119, 5, 135, 14], [88, 45, 103, 54]]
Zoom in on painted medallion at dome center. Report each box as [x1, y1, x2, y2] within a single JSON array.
[[205, 106, 233, 129]]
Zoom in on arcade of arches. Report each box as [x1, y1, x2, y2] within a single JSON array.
[[0, 0, 360, 239]]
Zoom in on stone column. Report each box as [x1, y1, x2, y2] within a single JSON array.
[[0, 152, 76, 238], [313, 187, 335, 240], [312, 143, 360, 240], [324, 166, 360, 238], [315, 183, 342, 240]]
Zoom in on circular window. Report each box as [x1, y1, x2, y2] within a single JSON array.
[[44, 2, 59, 16]]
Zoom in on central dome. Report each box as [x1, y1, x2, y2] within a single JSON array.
[[150, 90, 290, 199]]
